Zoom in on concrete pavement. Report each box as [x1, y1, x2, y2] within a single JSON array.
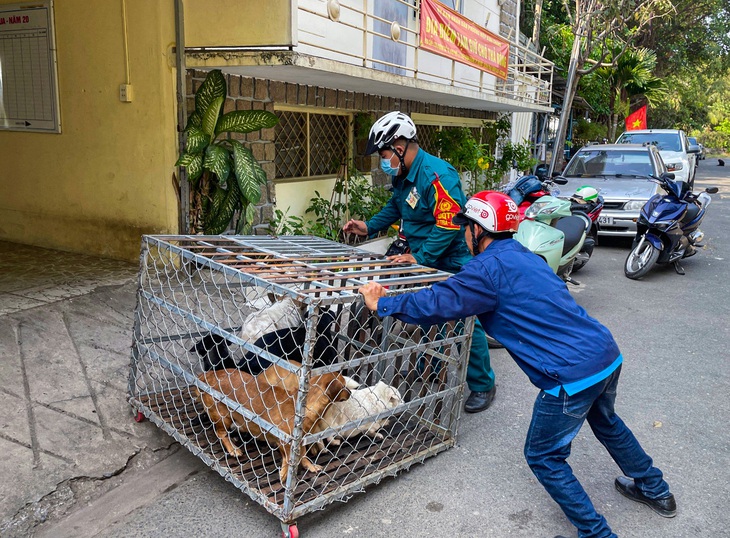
[[0, 159, 728, 537]]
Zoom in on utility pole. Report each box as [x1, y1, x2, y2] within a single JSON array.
[[548, 15, 585, 177]]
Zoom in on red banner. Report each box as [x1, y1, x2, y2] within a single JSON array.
[[419, 0, 510, 80], [625, 106, 647, 131]]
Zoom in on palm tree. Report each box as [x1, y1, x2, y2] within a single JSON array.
[[594, 47, 667, 140]]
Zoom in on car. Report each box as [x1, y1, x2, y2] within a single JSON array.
[[688, 137, 705, 160], [551, 143, 666, 238], [615, 129, 700, 187]]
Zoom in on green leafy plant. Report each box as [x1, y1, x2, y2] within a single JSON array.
[[268, 165, 391, 243], [176, 69, 279, 234], [434, 116, 538, 194]]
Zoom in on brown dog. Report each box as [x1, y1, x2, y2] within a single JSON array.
[[195, 367, 351, 483]]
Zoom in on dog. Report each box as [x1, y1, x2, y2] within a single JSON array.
[[319, 381, 403, 447], [194, 367, 351, 483], [259, 359, 360, 395], [191, 332, 236, 371], [191, 308, 338, 374], [239, 296, 305, 344]]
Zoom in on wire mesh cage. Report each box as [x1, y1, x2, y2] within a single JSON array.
[[128, 235, 474, 536]]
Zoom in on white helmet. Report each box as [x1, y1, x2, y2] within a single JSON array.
[[364, 111, 417, 155], [572, 185, 599, 203]]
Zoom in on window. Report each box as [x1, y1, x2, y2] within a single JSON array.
[[274, 107, 352, 180]]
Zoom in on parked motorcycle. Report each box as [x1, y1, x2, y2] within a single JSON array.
[[568, 186, 605, 272], [514, 194, 590, 284], [625, 173, 718, 279]]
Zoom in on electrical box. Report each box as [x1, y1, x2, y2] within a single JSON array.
[[119, 84, 133, 103]]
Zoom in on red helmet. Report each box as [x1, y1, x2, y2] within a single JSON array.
[[453, 191, 520, 233]]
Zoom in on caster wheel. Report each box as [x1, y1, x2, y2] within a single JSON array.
[[281, 524, 299, 538], [133, 411, 145, 423]]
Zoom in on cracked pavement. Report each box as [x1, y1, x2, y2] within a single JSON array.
[[0, 241, 172, 536]]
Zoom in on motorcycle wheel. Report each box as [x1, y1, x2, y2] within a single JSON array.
[[624, 241, 660, 279], [572, 252, 589, 272], [487, 335, 504, 349]]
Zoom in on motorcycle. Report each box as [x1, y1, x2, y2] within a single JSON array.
[[513, 194, 590, 284], [624, 173, 718, 279], [567, 188, 605, 272], [506, 174, 602, 277]]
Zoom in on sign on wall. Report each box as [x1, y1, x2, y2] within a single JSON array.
[[0, 1, 60, 133], [419, 0, 509, 80]]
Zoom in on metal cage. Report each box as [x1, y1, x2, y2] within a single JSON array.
[[128, 235, 473, 536]]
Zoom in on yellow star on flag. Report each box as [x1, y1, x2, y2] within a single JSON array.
[[632, 119, 642, 128]]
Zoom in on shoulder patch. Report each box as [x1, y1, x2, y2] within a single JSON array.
[[432, 177, 461, 230]]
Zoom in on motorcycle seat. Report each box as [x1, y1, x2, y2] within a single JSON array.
[[554, 216, 586, 256], [681, 203, 701, 223]]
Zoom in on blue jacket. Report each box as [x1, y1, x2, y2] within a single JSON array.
[[377, 238, 620, 391], [366, 149, 471, 272]]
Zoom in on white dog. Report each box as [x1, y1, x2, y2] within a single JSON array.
[[321, 381, 403, 445], [240, 296, 304, 343]]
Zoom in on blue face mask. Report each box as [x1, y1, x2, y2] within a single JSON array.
[[380, 156, 400, 176]]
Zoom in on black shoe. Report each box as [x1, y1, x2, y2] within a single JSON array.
[[615, 476, 677, 518], [464, 386, 496, 413]]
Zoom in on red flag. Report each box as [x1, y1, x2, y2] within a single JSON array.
[[625, 106, 647, 131]]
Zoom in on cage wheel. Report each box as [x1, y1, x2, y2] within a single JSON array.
[[281, 524, 299, 538], [133, 411, 145, 423]]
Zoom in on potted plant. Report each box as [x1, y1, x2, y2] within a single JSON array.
[[176, 69, 279, 234]]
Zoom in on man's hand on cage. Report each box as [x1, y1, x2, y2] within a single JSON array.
[[359, 282, 387, 312], [343, 219, 368, 236], [387, 253, 416, 264]]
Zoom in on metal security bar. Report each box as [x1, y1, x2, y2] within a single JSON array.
[[128, 235, 473, 536]]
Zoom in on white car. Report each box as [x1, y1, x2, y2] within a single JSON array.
[[615, 129, 700, 187]]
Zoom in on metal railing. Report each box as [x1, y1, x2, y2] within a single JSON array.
[[296, 0, 552, 107]]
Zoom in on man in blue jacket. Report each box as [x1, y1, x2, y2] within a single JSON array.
[[344, 111, 495, 413], [359, 190, 676, 538]]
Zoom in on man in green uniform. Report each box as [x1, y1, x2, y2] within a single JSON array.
[[343, 111, 495, 413]]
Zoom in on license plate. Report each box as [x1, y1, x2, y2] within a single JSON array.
[[598, 216, 614, 226]]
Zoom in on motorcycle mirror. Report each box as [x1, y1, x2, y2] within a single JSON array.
[[663, 172, 676, 180], [705, 187, 719, 194], [552, 176, 569, 185]]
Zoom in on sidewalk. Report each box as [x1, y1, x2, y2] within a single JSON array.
[[0, 241, 173, 537], [1, 234, 724, 537]]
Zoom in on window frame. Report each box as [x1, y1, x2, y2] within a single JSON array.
[[273, 104, 354, 183]]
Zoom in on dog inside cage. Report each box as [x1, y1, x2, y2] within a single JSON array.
[[129, 236, 472, 527]]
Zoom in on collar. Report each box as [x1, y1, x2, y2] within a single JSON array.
[[402, 148, 425, 184]]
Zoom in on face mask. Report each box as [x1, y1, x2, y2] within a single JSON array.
[[380, 155, 400, 176]]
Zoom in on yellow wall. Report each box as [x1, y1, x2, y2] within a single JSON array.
[[183, 0, 293, 48], [275, 178, 338, 224], [0, 0, 179, 261]]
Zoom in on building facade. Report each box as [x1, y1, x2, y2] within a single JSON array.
[[0, 0, 552, 260]]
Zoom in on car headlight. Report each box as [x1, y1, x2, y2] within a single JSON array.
[[624, 200, 646, 211], [665, 163, 683, 171]]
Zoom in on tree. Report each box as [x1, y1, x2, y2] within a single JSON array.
[[592, 47, 666, 140], [546, 0, 674, 174]]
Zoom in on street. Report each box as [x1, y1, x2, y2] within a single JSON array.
[[2, 162, 728, 538]]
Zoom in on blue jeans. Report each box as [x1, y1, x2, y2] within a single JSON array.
[[524, 366, 670, 538]]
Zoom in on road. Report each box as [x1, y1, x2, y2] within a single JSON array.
[[37, 161, 730, 538]]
